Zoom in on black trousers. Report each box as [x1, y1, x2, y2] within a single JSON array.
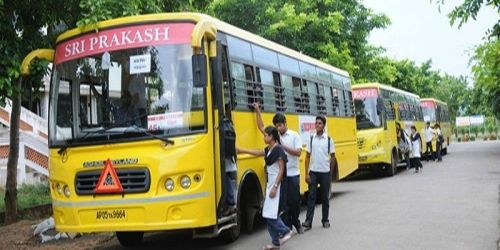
[[425, 141, 434, 160], [282, 175, 301, 231]]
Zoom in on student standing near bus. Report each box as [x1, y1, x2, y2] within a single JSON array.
[[237, 126, 293, 250], [302, 116, 336, 231], [252, 103, 304, 234], [434, 123, 443, 162], [424, 122, 435, 161], [410, 125, 423, 173], [396, 123, 411, 169]]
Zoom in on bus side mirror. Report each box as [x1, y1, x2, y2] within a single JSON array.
[[192, 54, 207, 88], [376, 98, 385, 114]]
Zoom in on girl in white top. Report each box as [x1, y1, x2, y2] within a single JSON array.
[[410, 125, 423, 173], [237, 126, 292, 250]]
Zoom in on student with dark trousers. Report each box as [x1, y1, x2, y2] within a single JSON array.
[[302, 116, 336, 231], [237, 126, 293, 250], [253, 103, 304, 234]]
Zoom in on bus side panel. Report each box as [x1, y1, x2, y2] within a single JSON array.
[[329, 117, 358, 180]]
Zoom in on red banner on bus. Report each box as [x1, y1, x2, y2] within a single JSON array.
[[421, 101, 435, 108], [55, 23, 194, 64], [352, 88, 378, 99]]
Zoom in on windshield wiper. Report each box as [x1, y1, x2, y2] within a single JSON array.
[[125, 125, 174, 145]]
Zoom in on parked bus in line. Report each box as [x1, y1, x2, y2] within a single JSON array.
[[22, 13, 358, 246], [352, 83, 424, 176], [421, 98, 451, 156]]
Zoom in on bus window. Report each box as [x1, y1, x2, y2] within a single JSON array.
[[332, 87, 340, 116], [292, 77, 303, 113], [323, 85, 333, 116], [317, 84, 327, 115], [273, 72, 285, 112], [281, 75, 295, 113], [306, 81, 319, 115], [301, 80, 311, 113], [257, 68, 276, 112], [344, 90, 353, 117], [336, 87, 346, 117], [231, 62, 256, 109]]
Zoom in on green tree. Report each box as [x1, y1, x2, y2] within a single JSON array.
[[469, 40, 500, 118], [209, 0, 389, 80], [436, 0, 500, 38]]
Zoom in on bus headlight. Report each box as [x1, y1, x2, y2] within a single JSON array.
[[56, 183, 63, 195], [63, 185, 71, 198], [180, 176, 191, 189], [165, 178, 174, 191]]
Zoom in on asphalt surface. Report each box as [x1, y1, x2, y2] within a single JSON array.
[[100, 140, 500, 250]]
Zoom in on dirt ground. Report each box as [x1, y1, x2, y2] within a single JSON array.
[[0, 219, 116, 250]]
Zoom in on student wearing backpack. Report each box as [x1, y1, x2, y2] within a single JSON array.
[[302, 116, 336, 231], [434, 123, 443, 162]]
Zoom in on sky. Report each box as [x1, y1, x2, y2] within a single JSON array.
[[362, 0, 498, 81]]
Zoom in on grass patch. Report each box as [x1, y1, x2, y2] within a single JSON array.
[[0, 183, 51, 213]]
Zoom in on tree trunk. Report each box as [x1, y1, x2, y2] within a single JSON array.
[[4, 78, 22, 225]]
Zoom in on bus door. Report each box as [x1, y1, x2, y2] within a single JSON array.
[[208, 41, 240, 239]]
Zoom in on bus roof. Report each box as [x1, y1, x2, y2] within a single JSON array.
[[421, 98, 447, 106], [352, 82, 420, 99], [55, 12, 349, 77]]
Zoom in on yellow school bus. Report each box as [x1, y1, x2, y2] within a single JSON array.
[[353, 83, 424, 176], [421, 98, 451, 155], [22, 13, 357, 246]]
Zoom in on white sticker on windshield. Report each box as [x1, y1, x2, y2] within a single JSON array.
[[147, 112, 184, 131], [101, 52, 111, 70], [129, 54, 151, 74]]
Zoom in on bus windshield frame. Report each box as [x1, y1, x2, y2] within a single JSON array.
[[48, 22, 207, 147]]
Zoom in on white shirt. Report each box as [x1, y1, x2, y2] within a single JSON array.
[[306, 133, 335, 173], [425, 127, 433, 143], [280, 129, 302, 177], [411, 133, 421, 158]]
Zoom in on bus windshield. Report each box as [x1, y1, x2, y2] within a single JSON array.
[[421, 101, 436, 122], [353, 88, 382, 130], [49, 23, 206, 146]]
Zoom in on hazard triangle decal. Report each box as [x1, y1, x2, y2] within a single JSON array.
[[94, 159, 123, 194]]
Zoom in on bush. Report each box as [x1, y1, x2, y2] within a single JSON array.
[[0, 183, 51, 213], [470, 136, 476, 141], [489, 133, 498, 140], [457, 137, 462, 142]]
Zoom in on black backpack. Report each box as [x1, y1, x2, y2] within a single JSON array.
[[310, 135, 331, 154]]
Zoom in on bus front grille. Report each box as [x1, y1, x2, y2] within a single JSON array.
[[75, 168, 150, 195]]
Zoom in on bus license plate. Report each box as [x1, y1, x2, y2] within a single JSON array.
[[96, 209, 127, 221]]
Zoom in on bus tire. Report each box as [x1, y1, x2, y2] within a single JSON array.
[[386, 151, 397, 177], [116, 231, 144, 247]]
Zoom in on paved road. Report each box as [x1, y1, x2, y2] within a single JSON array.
[[100, 141, 500, 250]]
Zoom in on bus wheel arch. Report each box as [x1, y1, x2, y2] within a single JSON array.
[[116, 231, 144, 247], [238, 170, 263, 233]]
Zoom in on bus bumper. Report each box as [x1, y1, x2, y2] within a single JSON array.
[[51, 192, 215, 233]]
